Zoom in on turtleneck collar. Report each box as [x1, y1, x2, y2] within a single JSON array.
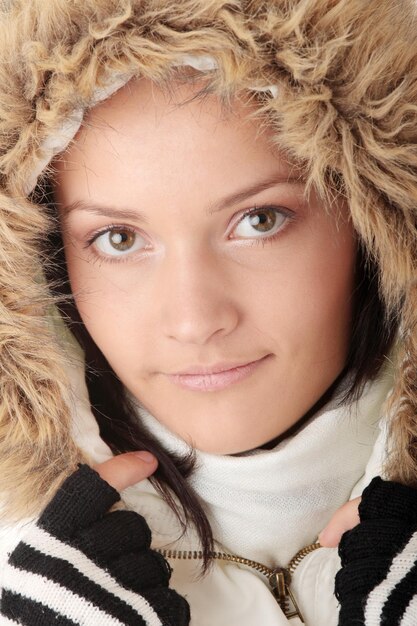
[[67, 342, 393, 568], [129, 371, 393, 567]]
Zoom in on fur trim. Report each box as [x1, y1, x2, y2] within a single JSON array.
[[0, 0, 416, 518]]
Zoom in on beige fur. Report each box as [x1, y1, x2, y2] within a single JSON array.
[[0, 0, 416, 521]]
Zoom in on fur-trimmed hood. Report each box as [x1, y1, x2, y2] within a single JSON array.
[[0, 0, 416, 521]]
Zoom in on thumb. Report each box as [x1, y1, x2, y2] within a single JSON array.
[[318, 497, 361, 548], [94, 451, 158, 492]]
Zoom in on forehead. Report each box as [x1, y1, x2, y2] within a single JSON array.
[[67, 75, 276, 159], [55, 76, 298, 200]]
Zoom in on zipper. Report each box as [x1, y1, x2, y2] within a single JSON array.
[[156, 541, 321, 623]]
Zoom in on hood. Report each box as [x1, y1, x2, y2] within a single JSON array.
[[0, 0, 416, 520]]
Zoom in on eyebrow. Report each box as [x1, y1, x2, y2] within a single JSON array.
[[60, 200, 149, 223], [59, 173, 304, 222], [206, 174, 304, 214]]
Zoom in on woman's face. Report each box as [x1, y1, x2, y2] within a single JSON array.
[[55, 77, 356, 454]]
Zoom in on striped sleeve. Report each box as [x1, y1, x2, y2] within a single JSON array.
[[0, 464, 190, 626], [336, 477, 417, 625]]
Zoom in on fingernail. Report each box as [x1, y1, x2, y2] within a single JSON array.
[[134, 451, 156, 464]]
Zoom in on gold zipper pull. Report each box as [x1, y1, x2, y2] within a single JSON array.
[[269, 567, 288, 606], [157, 541, 320, 623], [268, 567, 305, 623]]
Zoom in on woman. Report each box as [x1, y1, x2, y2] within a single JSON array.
[[0, 0, 416, 624]]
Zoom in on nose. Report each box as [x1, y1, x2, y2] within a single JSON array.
[[157, 249, 239, 346]]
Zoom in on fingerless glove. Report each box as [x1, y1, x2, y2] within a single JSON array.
[[0, 463, 190, 626], [336, 477, 417, 625]]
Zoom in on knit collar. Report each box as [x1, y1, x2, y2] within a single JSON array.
[[68, 351, 392, 568], [128, 372, 393, 567]]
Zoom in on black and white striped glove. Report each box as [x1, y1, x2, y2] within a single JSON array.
[[0, 463, 190, 626], [336, 477, 417, 626]]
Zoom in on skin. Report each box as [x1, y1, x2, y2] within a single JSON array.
[[319, 497, 361, 546], [55, 76, 357, 455]]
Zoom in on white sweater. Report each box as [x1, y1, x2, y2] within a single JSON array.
[[2, 359, 416, 625]]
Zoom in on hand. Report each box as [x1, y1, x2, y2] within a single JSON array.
[[318, 497, 361, 547], [335, 478, 417, 625], [1, 452, 190, 626]]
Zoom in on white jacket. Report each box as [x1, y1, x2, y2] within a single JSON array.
[[0, 355, 393, 626]]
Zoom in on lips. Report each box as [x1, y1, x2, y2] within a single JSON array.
[[171, 358, 264, 376], [165, 355, 271, 392]]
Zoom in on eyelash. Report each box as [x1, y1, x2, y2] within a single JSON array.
[[83, 227, 149, 266], [234, 205, 295, 245], [83, 204, 295, 264]]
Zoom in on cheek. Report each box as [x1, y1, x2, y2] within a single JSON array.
[[64, 244, 139, 360], [247, 221, 356, 362], [308, 240, 356, 360]]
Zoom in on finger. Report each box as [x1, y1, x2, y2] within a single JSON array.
[[94, 451, 158, 492], [319, 497, 361, 548], [38, 452, 157, 538]]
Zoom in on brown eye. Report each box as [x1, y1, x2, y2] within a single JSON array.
[[109, 229, 136, 251], [248, 209, 278, 232], [93, 227, 147, 257], [232, 207, 288, 238]]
